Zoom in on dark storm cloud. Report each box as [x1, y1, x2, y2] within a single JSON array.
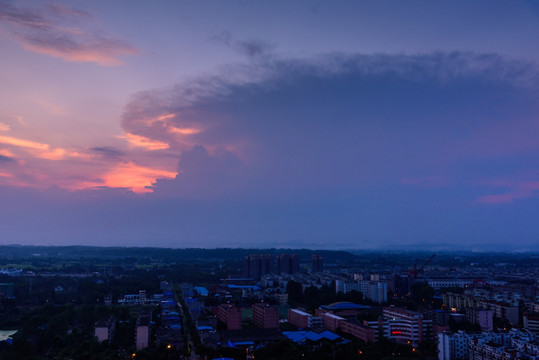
[[122, 52, 539, 203]]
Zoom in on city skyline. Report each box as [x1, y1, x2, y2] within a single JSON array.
[[1, 1, 539, 250]]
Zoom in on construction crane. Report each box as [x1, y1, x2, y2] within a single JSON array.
[[409, 254, 436, 279]]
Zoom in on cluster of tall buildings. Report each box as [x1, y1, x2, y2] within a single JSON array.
[[245, 253, 324, 279], [277, 254, 300, 275], [245, 254, 275, 279]]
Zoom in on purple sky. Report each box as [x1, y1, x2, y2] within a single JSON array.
[[1, 1, 539, 250]]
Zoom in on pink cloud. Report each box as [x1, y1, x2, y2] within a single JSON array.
[[0, 2, 138, 66], [476, 193, 519, 204], [475, 181, 539, 204], [0, 130, 178, 194]]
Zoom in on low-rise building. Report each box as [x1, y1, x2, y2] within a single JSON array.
[[135, 315, 150, 351], [438, 329, 536, 360], [524, 314, 539, 334], [341, 320, 376, 343], [288, 309, 322, 328], [94, 317, 115, 343], [216, 304, 242, 330], [252, 303, 279, 329]]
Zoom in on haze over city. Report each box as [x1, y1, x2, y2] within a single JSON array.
[[1, 1, 539, 250]]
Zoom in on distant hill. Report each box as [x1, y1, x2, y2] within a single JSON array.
[[0, 245, 358, 264]]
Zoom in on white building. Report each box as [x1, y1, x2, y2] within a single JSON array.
[[524, 315, 539, 334], [438, 331, 472, 360], [135, 316, 150, 351], [382, 306, 432, 346], [94, 317, 115, 343], [335, 280, 387, 304], [428, 279, 474, 290], [438, 329, 536, 360], [288, 309, 323, 328]]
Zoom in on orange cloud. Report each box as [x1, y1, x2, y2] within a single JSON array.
[[0, 135, 97, 161], [0, 123, 10, 132], [122, 133, 170, 150], [31, 148, 67, 160], [168, 126, 202, 135], [136, 113, 177, 126], [101, 161, 176, 193], [0, 135, 49, 150], [69, 151, 94, 161]]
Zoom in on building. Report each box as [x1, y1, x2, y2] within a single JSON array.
[[478, 310, 494, 331], [135, 315, 150, 351], [468, 330, 537, 360], [364, 281, 388, 304], [311, 254, 324, 273], [341, 321, 376, 343], [0, 268, 22, 277], [118, 290, 147, 305], [252, 303, 279, 329], [437, 329, 535, 360], [438, 330, 474, 360], [318, 302, 370, 317], [524, 314, 539, 334], [477, 300, 519, 326], [381, 306, 433, 346], [194, 286, 209, 297], [245, 254, 274, 279], [318, 310, 376, 343], [95, 317, 115, 343], [216, 303, 242, 330], [321, 312, 345, 332], [335, 280, 388, 304], [427, 279, 474, 290], [274, 293, 288, 305], [277, 254, 300, 275], [443, 292, 519, 326], [390, 274, 412, 296], [288, 309, 322, 328]]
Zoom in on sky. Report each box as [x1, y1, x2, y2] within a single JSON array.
[[1, 0, 539, 251]]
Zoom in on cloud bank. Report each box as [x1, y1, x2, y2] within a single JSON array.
[[2, 51, 539, 249], [121, 52, 539, 203]]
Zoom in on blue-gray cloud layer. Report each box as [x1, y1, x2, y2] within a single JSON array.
[[3, 52, 539, 250]]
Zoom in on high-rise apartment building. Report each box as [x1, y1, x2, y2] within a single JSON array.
[[277, 254, 300, 275], [311, 254, 324, 273], [245, 254, 274, 279]]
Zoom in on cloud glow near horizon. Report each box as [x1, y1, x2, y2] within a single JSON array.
[[1, 1, 539, 250]]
